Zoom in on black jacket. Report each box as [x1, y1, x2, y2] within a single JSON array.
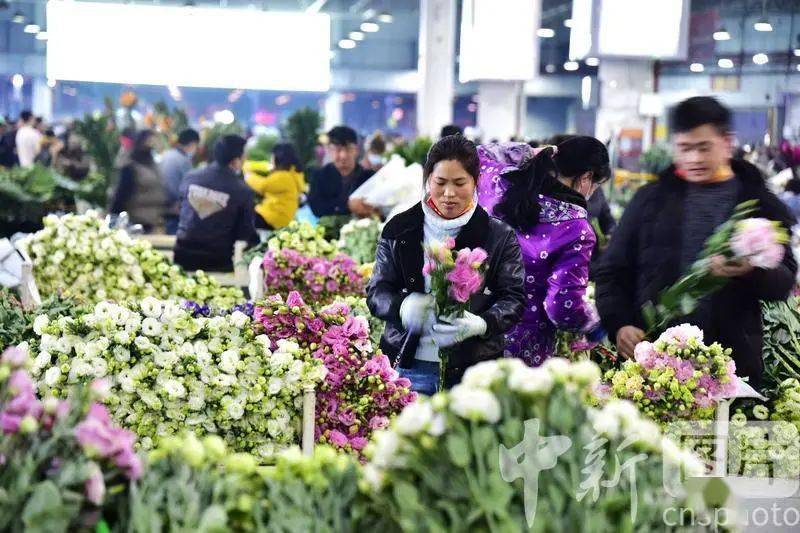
[[307, 163, 374, 217], [174, 163, 259, 272], [367, 203, 526, 385], [595, 160, 797, 388]]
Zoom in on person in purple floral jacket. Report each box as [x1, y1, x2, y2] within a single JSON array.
[[477, 136, 611, 366]]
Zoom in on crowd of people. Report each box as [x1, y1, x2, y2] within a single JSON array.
[[2, 96, 796, 397]]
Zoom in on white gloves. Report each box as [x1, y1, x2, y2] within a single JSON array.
[[431, 311, 487, 348], [399, 293, 435, 334]]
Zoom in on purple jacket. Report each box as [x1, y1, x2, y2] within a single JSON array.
[[478, 143, 599, 366]]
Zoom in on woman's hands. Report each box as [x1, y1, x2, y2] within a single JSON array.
[[399, 293, 435, 334], [431, 312, 487, 348]]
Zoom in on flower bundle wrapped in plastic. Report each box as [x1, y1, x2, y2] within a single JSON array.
[[22, 211, 243, 307], [267, 220, 338, 258], [603, 324, 737, 423], [337, 217, 382, 265], [726, 378, 800, 478], [643, 201, 789, 334], [253, 292, 415, 455], [262, 248, 365, 305], [30, 298, 327, 458], [0, 346, 140, 532], [361, 358, 708, 532]]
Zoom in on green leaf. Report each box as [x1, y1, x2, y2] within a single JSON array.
[[22, 481, 70, 533], [446, 433, 472, 468]]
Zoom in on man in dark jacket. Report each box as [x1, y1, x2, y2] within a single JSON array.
[[595, 97, 797, 389], [174, 135, 259, 272], [307, 125, 375, 218]]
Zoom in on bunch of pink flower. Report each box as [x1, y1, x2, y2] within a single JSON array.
[[446, 247, 488, 303], [0, 346, 140, 523], [253, 292, 416, 456], [262, 248, 365, 305], [604, 324, 738, 423], [729, 217, 788, 269], [74, 402, 143, 479]]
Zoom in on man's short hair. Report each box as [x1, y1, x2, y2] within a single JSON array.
[[327, 126, 358, 146], [671, 96, 731, 136], [177, 128, 200, 146], [440, 124, 463, 138], [20, 110, 33, 123], [214, 134, 247, 167]]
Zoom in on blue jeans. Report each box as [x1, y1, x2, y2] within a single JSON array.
[[398, 360, 439, 396]]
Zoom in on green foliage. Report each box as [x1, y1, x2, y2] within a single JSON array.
[[761, 297, 800, 393], [390, 137, 433, 166], [638, 144, 672, 175], [0, 289, 84, 353], [246, 135, 280, 162], [72, 111, 119, 188], [285, 108, 321, 169]]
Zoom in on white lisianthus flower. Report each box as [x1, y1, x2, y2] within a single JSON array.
[[370, 430, 401, 468], [542, 357, 571, 381], [228, 311, 249, 329], [219, 350, 240, 375], [154, 350, 179, 368], [227, 402, 245, 420], [32, 351, 52, 375], [268, 377, 284, 395], [32, 315, 50, 336], [255, 335, 271, 350], [394, 401, 434, 436], [428, 413, 447, 437], [461, 360, 503, 389], [568, 360, 602, 386], [507, 366, 554, 395], [362, 464, 385, 491], [162, 379, 187, 399], [44, 366, 62, 387], [448, 385, 501, 423], [141, 318, 163, 337], [140, 297, 163, 318], [588, 406, 621, 439]]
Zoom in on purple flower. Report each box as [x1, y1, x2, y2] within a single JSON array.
[[337, 408, 357, 426], [350, 437, 369, 450], [675, 361, 694, 383], [84, 462, 106, 505], [369, 416, 390, 430], [1, 346, 27, 368], [328, 430, 349, 448], [8, 370, 35, 396]]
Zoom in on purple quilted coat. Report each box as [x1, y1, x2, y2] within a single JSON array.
[[478, 143, 599, 366]]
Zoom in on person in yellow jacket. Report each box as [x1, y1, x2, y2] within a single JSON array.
[[244, 142, 307, 230]]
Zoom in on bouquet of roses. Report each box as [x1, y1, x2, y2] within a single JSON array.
[[0, 345, 140, 532], [262, 248, 365, 305], [422, 237, 487, 390], [21, 211, 243, 307], [643, 200, 788, 334], [337, 217, 382, 265], [30, 298, 327, 459], [253, 292, 416, 456], [603, 324, 738, 423]]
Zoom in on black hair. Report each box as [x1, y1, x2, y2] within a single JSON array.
[[272, 142, 302, 172], [786, 178, 800, 195], [423, 135, 480, 182], [177, 128, 200, 146], [368, 132, 386, 154], [440, 124, 463, 138], [214, 134, 247, 167], [495, 136, 611, 231], [670, 96, 731, 136], [131, 129, 156, 165], [20, 110, 33, 123], [327, 126, 358, 146], [547, 134, 576, 146]]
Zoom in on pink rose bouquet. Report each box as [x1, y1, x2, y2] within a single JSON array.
[[423, 237, 488, 390]]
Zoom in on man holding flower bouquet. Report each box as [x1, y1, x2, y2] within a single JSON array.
[[367, 135, 526, 395], [596, 96, 797, 389]]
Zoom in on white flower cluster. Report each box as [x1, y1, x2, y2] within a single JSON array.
[[337, 218, 382, 265], [21, 211, 243, 307], [30, 298, 327, 459]]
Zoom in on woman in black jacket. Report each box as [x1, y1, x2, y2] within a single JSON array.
[[367, 135, 525, 395]]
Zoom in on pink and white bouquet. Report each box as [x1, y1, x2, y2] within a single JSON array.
[[0, 345, 140, 531], [253, 292, 416, 456], [644, 201, 789, 334], [423, 237, 487, 389], [262, 248, 365, 305], [603, 324, 738, 423]]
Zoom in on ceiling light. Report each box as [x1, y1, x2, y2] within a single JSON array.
[[11, 74, 23, 90], [349, 31, 364, 41], [585, 57, 599, 67], [213, 110, 235, 125], [753, 18, 772, 32], [338, 38, 356, 49], [47, 78, 57, 88], [12, 11, 24, 24], [23, 24, 39, 34], [690, 62, 704, 72], [377, 12, 393, 23], [753, 53, 769, 65], [35, 31, 48, 41], [537, 28, 555, 38], [796, 64, 800, 72], [545, 64, 556, 73], [360, 21, 379, 32], [712, 28, 731, 41], [718, 58, 734, 68], [564, 18, 573, 28], [563, 60, 579, 71]]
